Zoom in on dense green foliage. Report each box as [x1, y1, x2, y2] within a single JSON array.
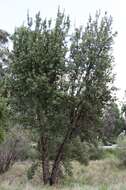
[[6, 10, 117, 185], [1, 9, 125, 186], [0, 29, 9, 142]]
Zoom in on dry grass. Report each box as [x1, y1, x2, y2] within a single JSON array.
[[70, 159, 124, 185], [0, 159, 126, 190]]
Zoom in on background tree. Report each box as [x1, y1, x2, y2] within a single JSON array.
[[102, 102, 125, 144], [121, 92, 126, 131], [0, 29, 9, 142], [8, 10, 116, 185]]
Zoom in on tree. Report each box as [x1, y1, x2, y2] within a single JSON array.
[[9, 11, 70, 184], [49, 12, 116, 185], [8, 10, 116, 185], [0, 29, 9, 142], [102, 103, 125, 143], [121, 93, 126, 131]]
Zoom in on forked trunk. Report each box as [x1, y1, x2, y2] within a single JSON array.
[[49, 128, 73, 185]]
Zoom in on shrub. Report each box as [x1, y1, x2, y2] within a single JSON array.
[[88, 144, 104, 160], [116, 134, 126, 166], [0, 127, 34, 173], [0, 136, 18, 173], [27, 162, 38, 180]]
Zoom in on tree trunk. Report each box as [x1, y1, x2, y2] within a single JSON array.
[[36, 108, 50, 184], [49, 113, 81, 185], [39, 136, 50, 185], [49, 128, 72, 185]]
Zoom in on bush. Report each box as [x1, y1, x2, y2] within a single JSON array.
[[9, 127, 39, 161], [88, 143, 104, 160], [0, 127, 36, 174], [0, 136, 18, 173], [117, 134, 126, 166], [27, 162, 38, 180]]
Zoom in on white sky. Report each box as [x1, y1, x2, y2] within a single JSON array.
[[0, 0, 125, 102]]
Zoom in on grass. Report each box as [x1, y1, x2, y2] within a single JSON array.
[[0, 158, 126, 190]]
